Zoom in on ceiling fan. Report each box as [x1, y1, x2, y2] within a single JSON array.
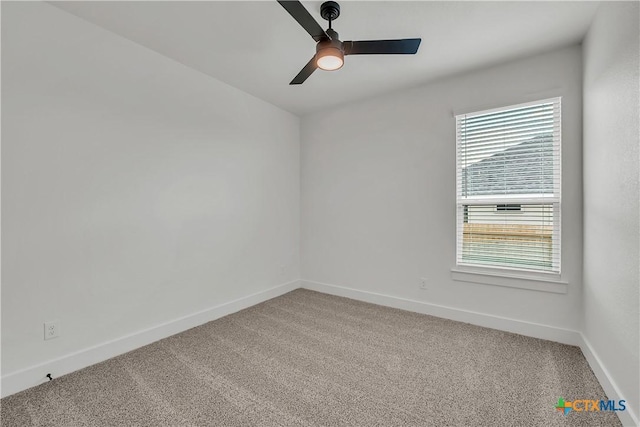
[[277, 0, 421, 85]]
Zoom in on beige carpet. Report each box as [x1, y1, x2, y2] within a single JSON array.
[[1, 289, 621, 426]]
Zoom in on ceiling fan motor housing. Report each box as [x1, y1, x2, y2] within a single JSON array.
[[317, 29, 342, 50]]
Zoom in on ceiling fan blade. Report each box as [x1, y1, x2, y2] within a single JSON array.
[[290, 56, 318, 85], [277, 1, 328, 42], [343, 39, 421, 55]]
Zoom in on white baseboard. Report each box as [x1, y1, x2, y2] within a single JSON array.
[[302, 280, 638, 426], [579, 334, 639, 427], [301, 280, 581, 345], [1, 280, 300, 398], [4, 278, 636, 427]]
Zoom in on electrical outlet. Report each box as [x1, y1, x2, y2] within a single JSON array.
[[419, 278, 428, 290], [44, 320, 60, 340]]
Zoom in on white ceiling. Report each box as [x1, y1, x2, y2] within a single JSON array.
[[52, 1, 599, 116]]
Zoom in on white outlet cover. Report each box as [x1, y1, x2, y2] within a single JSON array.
[[44, 320, 60, 340]]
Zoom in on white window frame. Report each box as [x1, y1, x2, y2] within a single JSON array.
[[454, 98, 562, 287]]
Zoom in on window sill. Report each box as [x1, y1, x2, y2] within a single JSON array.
[[450, 267, 568, 294]]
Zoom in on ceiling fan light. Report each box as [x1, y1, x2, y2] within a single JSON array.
[[316, 47, 344, 71]]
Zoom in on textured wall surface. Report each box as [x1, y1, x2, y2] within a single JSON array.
[[582, 1, 640, 422], [2, 2, 300, 375], [302, 46, 583, 330]]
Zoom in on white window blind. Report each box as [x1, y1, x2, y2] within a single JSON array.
[[456, 98, 561, 273]]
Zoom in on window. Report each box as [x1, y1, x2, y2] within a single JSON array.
[[456, 98, 561, 274]]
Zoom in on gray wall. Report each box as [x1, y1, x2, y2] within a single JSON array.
[[302, 45, 583, 330], [583, 1, 640, 422], [2, 2, 300, 376]]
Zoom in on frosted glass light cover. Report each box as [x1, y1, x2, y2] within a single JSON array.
[[317, 48, 344, 71]]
